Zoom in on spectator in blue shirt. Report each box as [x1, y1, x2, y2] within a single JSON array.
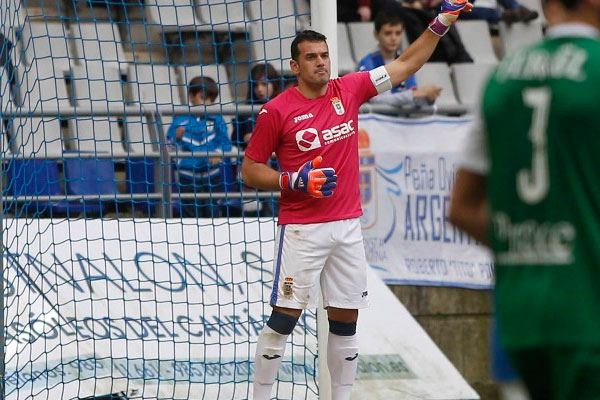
[[168, 76, 233, 216], [358, 11, 442, 107]]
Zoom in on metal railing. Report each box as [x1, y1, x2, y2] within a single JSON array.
[[0, 103, 471, 217]]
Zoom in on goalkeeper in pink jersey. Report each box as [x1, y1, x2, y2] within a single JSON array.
[[241, 1, 472, 398]]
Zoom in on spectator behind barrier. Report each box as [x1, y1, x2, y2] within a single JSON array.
[[167, 76, 233, 216], [425, 0, 538, 23], [338, 0, 373, 22], [0, 33, 16, 103], [375, 0, 473, 63], [231, 63, 283, 217], [232, 63, 282, 150], [358, 11, 442, 107]]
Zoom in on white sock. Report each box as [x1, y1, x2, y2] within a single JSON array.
[[253, 325, 289, 400], [327, 332, 359, 400]]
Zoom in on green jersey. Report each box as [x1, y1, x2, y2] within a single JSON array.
[[480, 24, 600, 349]]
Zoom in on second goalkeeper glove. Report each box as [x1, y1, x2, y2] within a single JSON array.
[[429, 0, 474, 36], [279, 156, 338, 198]]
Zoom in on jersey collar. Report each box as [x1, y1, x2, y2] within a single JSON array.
[[546, 23, 600, 39]]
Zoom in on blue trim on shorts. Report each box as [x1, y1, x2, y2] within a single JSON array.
[[271, 225, 286, 306]]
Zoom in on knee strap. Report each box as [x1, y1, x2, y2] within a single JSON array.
[[329, 319, 357, 336], [267, 310, 299, 335]]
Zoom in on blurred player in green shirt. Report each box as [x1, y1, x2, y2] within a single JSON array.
[[449, 0, 600, 397]]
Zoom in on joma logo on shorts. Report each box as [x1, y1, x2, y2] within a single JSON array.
[[294, 113, 314, 123]]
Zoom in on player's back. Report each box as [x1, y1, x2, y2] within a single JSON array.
[[481, 29, 600, 349]]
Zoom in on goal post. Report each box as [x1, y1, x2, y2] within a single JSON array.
[[0, 0, 327, 399]]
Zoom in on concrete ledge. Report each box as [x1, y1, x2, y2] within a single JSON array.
[[389, 285, 499, 400]]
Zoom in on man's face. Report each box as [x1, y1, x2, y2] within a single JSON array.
[[291, 40, 331, 87], [375, 23, 404, 55]]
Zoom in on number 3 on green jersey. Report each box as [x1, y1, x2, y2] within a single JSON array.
[[517, 87, 551, 204]]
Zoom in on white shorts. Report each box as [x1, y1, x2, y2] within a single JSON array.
[[270, 218, 369, 310]]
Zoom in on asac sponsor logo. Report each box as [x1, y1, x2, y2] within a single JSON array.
[[295, 128, 322, 152], [322, 120, 355, 144], [293, 113, 314, 123], [294, 120, 356, 151]]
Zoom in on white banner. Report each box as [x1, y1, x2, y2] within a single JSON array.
[[358, 114, 494, 289], [3, 218, 477, 399]]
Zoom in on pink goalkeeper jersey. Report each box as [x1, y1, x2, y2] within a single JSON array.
[[245, 72, 377, 225]]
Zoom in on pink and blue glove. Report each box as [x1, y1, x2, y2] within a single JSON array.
[[279, 156, 338, 198], [429, 0, 474, 36]]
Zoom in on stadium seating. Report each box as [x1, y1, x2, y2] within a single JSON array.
[[127, 63, 184, 107], [2, 0, 549, 221], [294, 0, 310, 29], [124, 115, 159, 155], [451, 62, 497, 108], [197, 0, 248, 32], [337, 23, 356, 75], [1, 126, 11, 156], [64, 157, 119, 215], [178, 64, 234, 104], [17, 60, 71, 110], [246, 0, 297, 26], [126, 156, 158, 214], [246, 0, 303, 75], [415, 62, 459, 108], [144, 0, 204, 33], [68, 117, 125, 155], [21, 21, 76, 69], [9, 117, 63, 157], [72, 22, 126, 67], [6, 158, 84, 217], [71, 63, 124, 107], [499, 21, 544, 56], [248, 20, 297, 75], [0, 80, 12, 111], [347, 22, 377, 64], [455, 21, 499, 64]]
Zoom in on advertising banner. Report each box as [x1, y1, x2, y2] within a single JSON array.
[[358, 114, 494, 289], [3, 218, 477, 399]]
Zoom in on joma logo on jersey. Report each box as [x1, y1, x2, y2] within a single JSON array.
[[294, 120, 355, 151], [294, 113, 314, 123]]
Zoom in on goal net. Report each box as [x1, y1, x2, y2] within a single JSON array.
[[0, 0, 316, 398]]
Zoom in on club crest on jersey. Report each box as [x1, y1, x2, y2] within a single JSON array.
[[331, 97, 345, 115], [283, 277, 294, 299]]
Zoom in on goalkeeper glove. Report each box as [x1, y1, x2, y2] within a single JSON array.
[[429, 0, 473, 36], [279, 156, 338, 198]]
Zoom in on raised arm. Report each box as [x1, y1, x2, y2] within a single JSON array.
[[384, 0, 473, 88]]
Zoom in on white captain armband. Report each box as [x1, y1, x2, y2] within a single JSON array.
[[369, 66, 393, 94]]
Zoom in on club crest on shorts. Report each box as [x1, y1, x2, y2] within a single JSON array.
[[283, 277, 294, 299], [331, 97, 345, 115]]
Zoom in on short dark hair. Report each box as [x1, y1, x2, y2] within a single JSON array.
[[188, 76, 219, 102], [374, 11, 404, 33], [290, 30, 328, 62]]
